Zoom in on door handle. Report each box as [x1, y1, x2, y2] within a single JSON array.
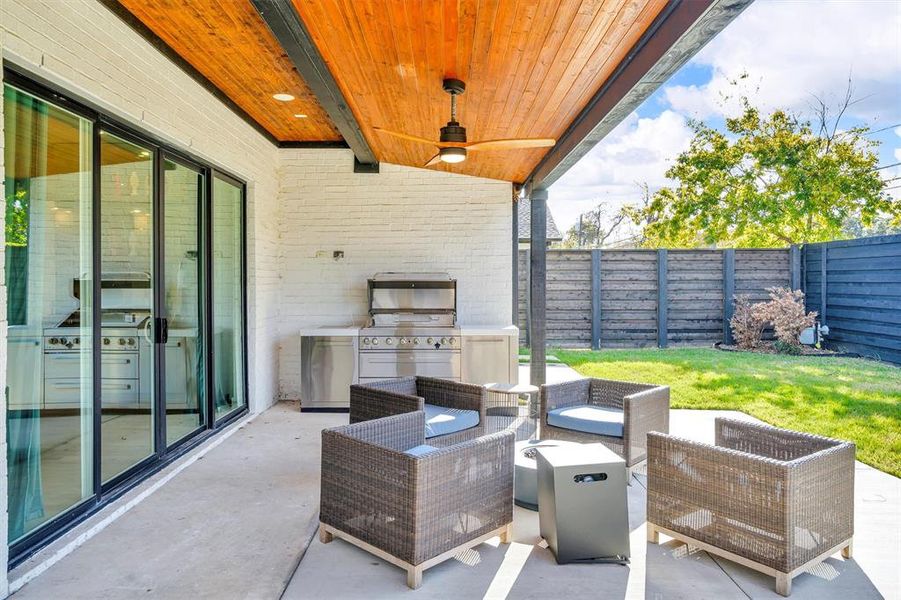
[[154, 317, 169, 344]]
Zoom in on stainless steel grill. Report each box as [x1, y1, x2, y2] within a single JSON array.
[[359, 273, 460, 383]]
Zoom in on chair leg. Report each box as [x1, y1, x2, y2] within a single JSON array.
[[499, 523, 513, 544], [406, 565, 423, 589], [841, 540, 853, 559], [319, 525, 333, 544], [646, 523, 659, 544], [775, 572, 791, 597]]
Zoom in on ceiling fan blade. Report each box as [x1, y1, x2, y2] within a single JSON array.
[[465, 138, 556, 151], [424, 154, 442, 167], [373, 127, 446, 147]]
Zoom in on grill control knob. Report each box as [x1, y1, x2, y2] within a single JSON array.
[[449, 337, 456, 345], [50, 338, 59, 345], [75, 337, 80, 344], [413, 338, 420, 344], [427, 338, 434, 344], [103, 338, 110, 346], [372, 338, 379, 345], [400, 338, 408, 344], [386, 338, 393, 345], [127, 338, 135, 346], [59, 337, 68, 345], [119, 338, 126, 345], [440, 338, 447, 345], [362, 337, 370, 345]]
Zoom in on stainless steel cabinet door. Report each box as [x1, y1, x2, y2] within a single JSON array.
[[461, 336, 513, 384]]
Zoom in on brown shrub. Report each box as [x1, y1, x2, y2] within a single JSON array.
[[730, 295, 767, 349], [758, 287, 818, 351]]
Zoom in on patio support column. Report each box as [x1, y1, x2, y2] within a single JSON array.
[[529, 187, 548, 386], [512, 187, 519, 327]]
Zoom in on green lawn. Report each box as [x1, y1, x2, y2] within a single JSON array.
[[551, 348, 901, 478]]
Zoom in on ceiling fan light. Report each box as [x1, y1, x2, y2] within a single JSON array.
[[439, 147, 466, 163]]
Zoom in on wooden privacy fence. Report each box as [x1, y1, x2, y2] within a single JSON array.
[[519, 248, 794, 349], [803, 234, 901, 364]]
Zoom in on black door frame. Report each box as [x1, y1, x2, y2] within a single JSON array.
[[4, 65, 250, 566]]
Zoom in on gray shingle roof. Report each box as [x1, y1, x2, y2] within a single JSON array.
[[518, 198, 563, 242]]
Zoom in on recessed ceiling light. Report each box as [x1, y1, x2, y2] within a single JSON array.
[[273, 93, 295, 102], [294, 114, 308, 118]]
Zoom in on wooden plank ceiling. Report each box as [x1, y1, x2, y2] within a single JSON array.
[[294, 0, 669, 181], [117, 0, 668, 182], [118, 0, 341, 142]]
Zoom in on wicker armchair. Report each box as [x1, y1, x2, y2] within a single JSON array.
[[319, 411, 514, 588], [350, 376, 487, 444], [539, 378, 669, 477], [646, 418, 855, 596]]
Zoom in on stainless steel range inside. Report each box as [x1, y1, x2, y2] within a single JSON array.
[[42, 272, 152, 408], [358, 272, 461, 383]]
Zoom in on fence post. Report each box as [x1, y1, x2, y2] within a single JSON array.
[[723, 249, 736, 345], [591, 249, 602, 350], [657, 249, 668, 348], [789, 244, 801, 290], [820, 244, 828, 323]]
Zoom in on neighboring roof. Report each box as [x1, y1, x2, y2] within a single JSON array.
[[518, 198, 563, 242]]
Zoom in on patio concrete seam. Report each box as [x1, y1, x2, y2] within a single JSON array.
[[709, 553, 753, 599], [8, 412, 256, 595], [278, 511, 322, 600]]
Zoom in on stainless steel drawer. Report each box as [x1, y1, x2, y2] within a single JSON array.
[[44, 352, 138, 380], [44, 378, 139, 406], [359, 350, 460, 380]]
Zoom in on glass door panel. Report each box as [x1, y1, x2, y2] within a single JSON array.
[[4, 84, 94, 543], [211, 175, 245, 420], [163, 157, 205, 445], [99, 131, 155, 483]]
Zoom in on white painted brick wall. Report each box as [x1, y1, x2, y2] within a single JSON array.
[[0, 0, 283, 414], [277, 149, 513, 399]]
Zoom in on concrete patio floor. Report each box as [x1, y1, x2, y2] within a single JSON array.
[[8, 364, 899, 599]]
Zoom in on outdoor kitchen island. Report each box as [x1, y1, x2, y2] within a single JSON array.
[[299, 273, 517, 411], [299, 324, 518, 411]]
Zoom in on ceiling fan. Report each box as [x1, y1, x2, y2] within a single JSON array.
[[373, 78, 556, 166]]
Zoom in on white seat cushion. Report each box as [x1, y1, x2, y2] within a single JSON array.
[[423, 403, 479, 438], [547, 404, 624, 438]]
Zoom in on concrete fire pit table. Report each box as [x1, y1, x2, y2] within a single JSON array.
[[514, 439, 582, 510]]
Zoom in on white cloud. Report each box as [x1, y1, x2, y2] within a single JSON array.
[[665, 0, 901, 124], [549, 110, 693, 235]]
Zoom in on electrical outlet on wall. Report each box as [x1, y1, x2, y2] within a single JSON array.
[[333, 250, 344, 260]]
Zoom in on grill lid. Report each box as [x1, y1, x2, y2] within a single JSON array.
[[368, 272, 456, 327]]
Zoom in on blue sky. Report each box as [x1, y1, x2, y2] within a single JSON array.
[[549, 0, 901, 240]]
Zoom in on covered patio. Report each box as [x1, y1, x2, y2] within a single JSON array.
[[8, 364, 895, 599], [1, 0, 897, 597]]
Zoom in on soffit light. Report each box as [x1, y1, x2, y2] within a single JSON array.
[[439, 146, 466, 163], [273, 93, 295, 102], [294, 114, 308, 118]]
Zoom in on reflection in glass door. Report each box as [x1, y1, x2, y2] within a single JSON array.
[[212, 175, 246, 420], [163, 157, 205, 445], [4, 83, 95, 544], [98, 130, 155, 484]]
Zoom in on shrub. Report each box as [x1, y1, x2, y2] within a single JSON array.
[[758, 287, 817, 352], [730, 295, 767, 349]]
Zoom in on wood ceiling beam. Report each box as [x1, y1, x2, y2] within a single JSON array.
[[252, 0, 379, 171], [526, 0, 754, 189]]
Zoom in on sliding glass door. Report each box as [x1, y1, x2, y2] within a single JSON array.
[[98, 129, 156, 484], [211, 175, 246, 421], [4, 72, 247, 558], [163, 157, 206, 445], [4, 84, 95, 543]]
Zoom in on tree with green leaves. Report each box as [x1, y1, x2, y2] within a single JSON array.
[[630, 93, 899, 248]]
